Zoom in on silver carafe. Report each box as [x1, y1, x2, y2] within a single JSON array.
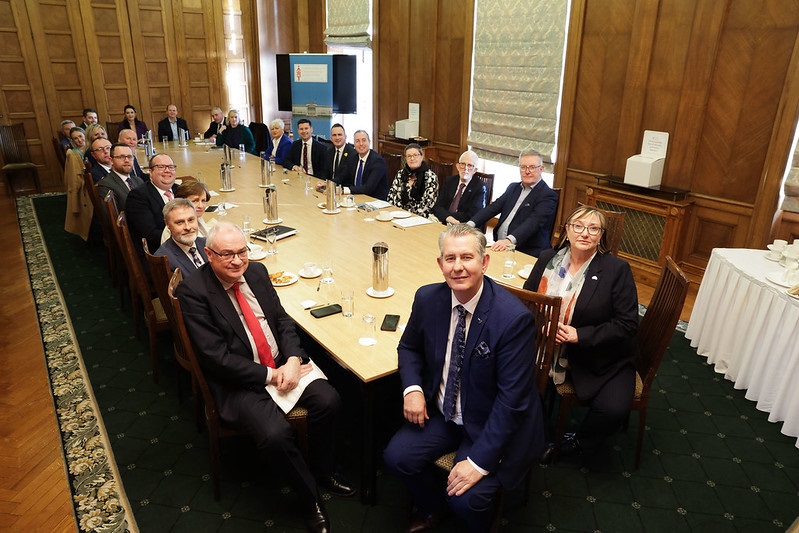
[[263, 185, 279, 223], [326, 179, 337, 211], [220, 162, 232, 190], [372, 242, 389, 293]]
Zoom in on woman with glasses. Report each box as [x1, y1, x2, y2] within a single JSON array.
[[118, 104, 149, 139], [387, 143, 439, 217], [524, 205, 639, 465]]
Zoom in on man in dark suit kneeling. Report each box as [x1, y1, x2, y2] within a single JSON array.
[[383, 224, 545, 532], [176, 222, 354, 533]]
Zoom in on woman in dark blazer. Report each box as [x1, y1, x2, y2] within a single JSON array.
[[118, 104, 149, 139], [524, 205, 639, 461]]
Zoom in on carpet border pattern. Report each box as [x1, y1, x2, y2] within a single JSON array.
[[16, 194, 137, 533]]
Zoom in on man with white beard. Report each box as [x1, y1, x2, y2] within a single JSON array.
[[154, 198, 208, 276]]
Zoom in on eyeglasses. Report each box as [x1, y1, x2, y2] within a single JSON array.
[[92, 146, 111, 153], [568, 223, 603, 236], [151, 164, 177, 171], [520, 165, 544, 172], [456, 162, 475, 170], [405, 153, 422, 159], [207, 247, 249, 262], [112, 155, 134, 160]]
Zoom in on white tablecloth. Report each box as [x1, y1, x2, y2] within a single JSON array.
[[685, 248, 799, 448]]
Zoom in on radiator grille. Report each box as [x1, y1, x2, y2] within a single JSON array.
[[596, 201, 664, 261]]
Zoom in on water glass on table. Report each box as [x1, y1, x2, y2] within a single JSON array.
[[359, 314, 377, 346], [242, 215, 252, 234], [265, 228, 278, 254], [502, 244, 516, 278], [341, 289, 354, 318]]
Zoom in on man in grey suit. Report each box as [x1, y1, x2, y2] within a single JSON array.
[[97, 143, 144, 210], [154, 199, 208, 277]]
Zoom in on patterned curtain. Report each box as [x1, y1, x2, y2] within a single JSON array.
[[782, 141, 799, 213], [325, 0, 371, 48], [468, 0, 568, 165]]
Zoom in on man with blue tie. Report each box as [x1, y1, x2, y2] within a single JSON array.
[[383, 224, 545, 532], [343, 130, 388, 200], [154, 199, 208, 276]]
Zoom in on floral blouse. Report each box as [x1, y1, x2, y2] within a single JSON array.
[[387, 168, 439, 217]]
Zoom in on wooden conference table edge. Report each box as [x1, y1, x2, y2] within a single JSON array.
[[172, 142, 536, 384]]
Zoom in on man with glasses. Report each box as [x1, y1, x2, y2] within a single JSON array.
[[432, 150, 488, 226], [97, 144, 144, 211], [127, 153, 180, 259], [88, 138, 113, 183], [117, 129, 146, 179], [176, 222, 353, 533], [468, 149, 557, 257]]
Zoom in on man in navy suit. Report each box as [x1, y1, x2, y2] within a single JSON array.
[[88, 138, 112, 183], [287, 119, 330, 179], [157, 104, 190, 141], [343, 130, 388, 200], [431, 150, 488, 225], [383, 224, 545, 532], [176, 222, 353, 533], [126, 153, 179, 259], [468, 149, 557, 257], [327, 123, 358, 187], [154, 198, 208, 277]]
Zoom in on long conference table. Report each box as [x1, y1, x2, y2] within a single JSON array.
[[166, 141, 535, 503], [684, 248, 799, 448]]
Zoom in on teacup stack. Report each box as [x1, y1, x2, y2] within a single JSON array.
[[780, 241, 799, 268], [767, 239, 788, 261]]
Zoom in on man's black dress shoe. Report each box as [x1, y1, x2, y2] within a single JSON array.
[[407, 510, 447, 533], [305, 501, 331, 533], [539, 432, 582, 465], [317, 474, 357, 497]]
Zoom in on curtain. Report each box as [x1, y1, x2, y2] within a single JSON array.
[[325, 0, 371, 48], [468, 0, 568, 165], [782, 139, 799, 213]]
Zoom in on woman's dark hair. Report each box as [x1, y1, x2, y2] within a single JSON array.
[[123, 105, 141, 124], [175, 178, 211, 202], [400, 143, 428, 204], [553, 205, 609, 254]]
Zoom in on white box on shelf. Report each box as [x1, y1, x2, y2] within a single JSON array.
[[395, 119, 419, 139], [624, 130, 669, 188]]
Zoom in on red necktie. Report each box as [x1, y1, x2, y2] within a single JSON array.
[[302, 142, 309, 173], [232, 283, 276, 368]]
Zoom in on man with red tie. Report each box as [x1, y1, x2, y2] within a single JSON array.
[[288, 118, 330, 179], [176, 222, 352, 533]]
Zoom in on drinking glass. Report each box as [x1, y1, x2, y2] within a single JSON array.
[[242, 215, 252, 234], [265, 228, 278, 254], [502, 244, 516, 278], [341, 290, 355, 318], [359, 314, 377, 346]]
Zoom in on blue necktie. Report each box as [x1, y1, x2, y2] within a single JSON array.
[[442, 305, 467, 421], [355, 159, 364, 186]]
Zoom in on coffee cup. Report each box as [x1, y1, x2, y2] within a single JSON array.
[[376, 211, 393, 222], [247, 244, 263, 258]]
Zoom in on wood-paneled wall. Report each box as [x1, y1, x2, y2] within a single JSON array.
[[374, 0, 474, 163], [556, 0, 799, 277]]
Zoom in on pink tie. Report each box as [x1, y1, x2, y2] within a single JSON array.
[[165, 190, 174, 201]]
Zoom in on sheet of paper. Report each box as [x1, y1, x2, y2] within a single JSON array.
[[265, 360, 327, 413], [392, 216, 433, 229], [365, 200, 392, 209]]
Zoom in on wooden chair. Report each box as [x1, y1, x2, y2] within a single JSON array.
[[474, 172, 495, 204], [52, 136, 66, 168], [434, 284, 561, 530], [427, 158, 454, 190], [578, 202, 626, 256], [86, 172, 117, 284], [105, 121, 120, 143], [382, 152, 403, 186], [167, 269, 309, 500], [0, 123, 40, 196], [102, 191, 131, 308], [249, 121, 268, 154], [553, 256, 689, 468], [114, 211, 170, 382], [548, 187, 562, 245]]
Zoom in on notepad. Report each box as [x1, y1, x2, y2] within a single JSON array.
[[392, 216, 433, 229], [251, 225, 297, 241]]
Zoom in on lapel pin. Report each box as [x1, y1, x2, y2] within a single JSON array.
[[592, 275, 598, 280]]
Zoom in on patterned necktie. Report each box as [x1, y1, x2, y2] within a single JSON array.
[[355, 159, 364, 186], [165, 190, 174, 201], [302, 142, 309, 173], [232, 283, 276, 368], [442, 305, 468, 421], [125, 177, 133, 190], [449, 181, 467, 212], [333, 149, 341, 176], [188, 246, 203, 267]]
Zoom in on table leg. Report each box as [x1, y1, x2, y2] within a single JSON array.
[[360, 380, 376, 505]]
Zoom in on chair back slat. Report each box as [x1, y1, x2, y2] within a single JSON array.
[[0, 123, 33, 164], [382, 152, 403, 186], [145, 248, 177, 329], [168, 269, 223, 426], [428, 158, 454, 190], [474, 172, 495, 204], [636, 256, 689, 390], [497, 282, 561, 399], [105, 122, 120, 144], [116, 211, 157, 316]]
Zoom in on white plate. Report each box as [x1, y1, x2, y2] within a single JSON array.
[[765, 271, 792, 287], [391, 211, 412, 219], [248, 251, 267, 261], [518, 269, 532, 280], [270, 272, 298, 287], [366, 286, 395, 298], [299, 268, 322, 279], [375, 213, 394, 222]]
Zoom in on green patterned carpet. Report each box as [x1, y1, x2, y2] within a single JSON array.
[[22, 194, 799, 532]]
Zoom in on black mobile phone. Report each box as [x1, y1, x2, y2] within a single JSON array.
[[380, 314, 400, 331], [310, 304, 342, 319], [205, 204, 218, 212]]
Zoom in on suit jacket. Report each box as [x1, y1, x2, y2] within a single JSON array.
[[118, 120, 149, 139], [203, 119, 227, 139], [154, 236, 208, 276], [431, 174, 489, 224], [157, 117, 190, 141], [329, 143, 358, 187], [89, 163, 110, 184], [471, 180, 557, 257], [287, 138, 330, 179], [132, 156, 146, 180], [349, 149, 388, 200], [97, 170, 145, 211], [523, 249, 639, 399], [398, 277, 544, 489], [176, 262, 309, 421], [265, 134, 292, 167], [126, 181, 179, 258]]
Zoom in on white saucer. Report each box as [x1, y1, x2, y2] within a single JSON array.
[[518, 269, 532, 279], [341, 201, 356, 209], [263, 218, 283, 224], [366, 286, 395, 298], [322, 208, 341, 215], [299, 268, 322, 279], [765, 252, 782, 262], [765, 271, 792, 287], [358, 337, 377, 346], [219, 187, 236, 192], [376, 214, 394, 222], [248, 251, 267, 260], [391, 211, 412, 219]]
